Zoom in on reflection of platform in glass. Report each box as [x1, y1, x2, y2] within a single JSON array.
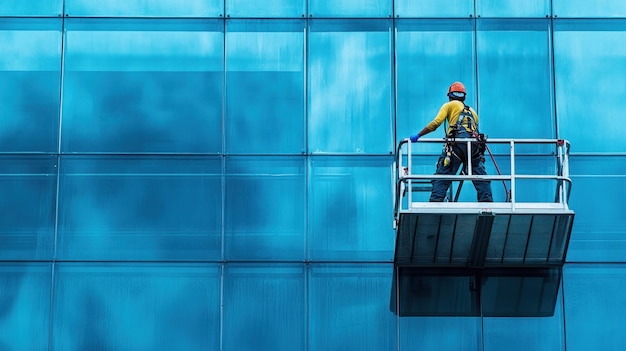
[[390, 267, 562, 317], [391, 138, 574, 317]]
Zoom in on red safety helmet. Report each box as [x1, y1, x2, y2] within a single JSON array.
[[448, 81, 466, 94]]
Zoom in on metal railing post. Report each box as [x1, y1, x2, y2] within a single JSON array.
[[467, 140, 473, 175], [509, 140, 516, 209], [407, 141, 412, 206]]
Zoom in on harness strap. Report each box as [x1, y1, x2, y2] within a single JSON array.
[[455, 104, 478, 134]]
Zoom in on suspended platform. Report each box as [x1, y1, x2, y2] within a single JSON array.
[[391, 138, 574, 317]]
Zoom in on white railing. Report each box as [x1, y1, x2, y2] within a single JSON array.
[[394, 138, 572, 221]]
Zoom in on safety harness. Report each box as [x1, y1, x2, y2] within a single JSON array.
[[443, 104, 486, 165], [444, 104, 511, 202]]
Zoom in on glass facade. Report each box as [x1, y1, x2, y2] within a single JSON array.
[[0, 1, 624, 350]]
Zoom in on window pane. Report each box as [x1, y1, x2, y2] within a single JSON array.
[[400, 316, 481, 350], [62, 19, 223, 153], [566, 156, 626, 263], [0, 156, 56, 260], [477, 19, 554, 139], [476, 0, 550, 18], [0, 19, 61, 152], [309, 264, 395, 350], [223, 264, 305, 350], [226, 0, 305, 18], [395, 0, 474, 18], [0, 263, 51, 351], [65, 0, 223, 17], [224, 156, 305, 260], [0, 1, 62, 17], [554, 0, 626, 18], [57, 156, 222, 261], [308, 0, 391, 18], [308, 156, 395, 261], [395, 19, 475, 143], [308, 20, 392, 153], [554, 20, 626, 152], [563, 264, 626, 350], [483, 288, 564, 350], [225, 20, 305, 154], [52, 263, 220, 351]]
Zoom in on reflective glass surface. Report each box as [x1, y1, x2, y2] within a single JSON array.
[[394, 0, 474, 18], [0, 156, 57, 260], [395, 19, 475, 143], [477, 19, 554, 139], [309, 264, 395, 350], [566, 156, 626, 262], [1, 1, 625, 349], [224, 156, 305, 260], [57, 156, 222, 261], [0, 263, 51, 351], [223, 264, 305, 350], [476, 0, 550, 18], [483, 286, 564, 350], [0, 19, 61, 152], [308, 0, 391, 18], [553, 0, 626, 18], [308, 156, 395, 261], [308, 20, 393, 154], [62, 19, 223, 153], [554, 20, 626, 152], [563, 265, 626, 350], [225, 20, 305, 154], [400, 316, 481, 350], [52, 263, 220, 350], [65, 0, 223, 17], [0, 1, 62, 17], [226, 0, 305, 18]]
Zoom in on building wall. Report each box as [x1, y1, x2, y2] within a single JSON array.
[[0, 1, 625, 350]]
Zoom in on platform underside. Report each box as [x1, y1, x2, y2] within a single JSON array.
[[392, 202, 574, 316]]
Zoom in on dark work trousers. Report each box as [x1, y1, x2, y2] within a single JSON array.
[[429, 132, 493, 202]]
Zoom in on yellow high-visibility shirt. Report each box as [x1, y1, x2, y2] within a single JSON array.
[[423, 100, 479, 135]]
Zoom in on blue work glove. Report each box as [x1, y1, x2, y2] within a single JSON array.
[[409, 134, 420, 142]]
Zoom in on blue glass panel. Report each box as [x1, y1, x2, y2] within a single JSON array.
[[57, 156, 222, 261], [0, 263, 51, 351], [554, 20, 626, 152], [309, 264, 395, 350], [308, 156, 395, 261], [226, 0, 305, 18], [65, 0, 223, 17], [225, 20, 305, 154], [566, 157, 626, 262], [223, 264, 305, 350], [0, 156, 56, 260], [477, 19, 553, 139], [554, 0, 626, 18], [0, 19, 61, 152], [400, 316, 481, 350], [476, 0, 550, 18], [563, 264, 626, 350], [308, 0, 391, 18], [308, 20, 392, 153], [395, 19, 475, 144], [395, 0, 473, 18], [52, 263, 220, 351], [225, 156, 305, 260], [62, 19, 223, 153], [0, 1, 62, 17], [483, 287, 564, 350]]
